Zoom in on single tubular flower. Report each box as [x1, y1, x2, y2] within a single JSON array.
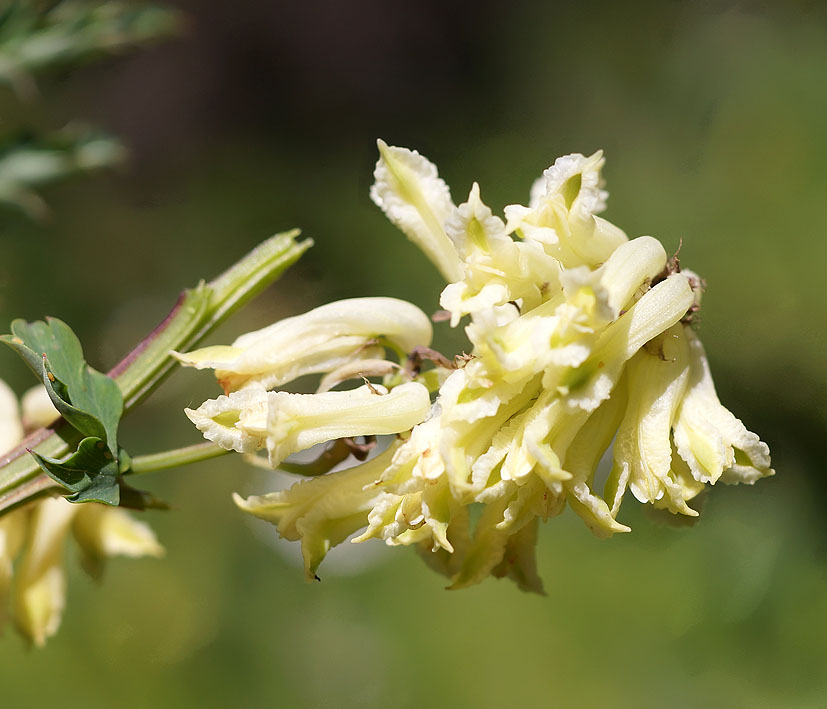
[[186, 382, 431, 468], [0, 381, 163, 646], [173, 296, 432, 393], [182, 141, 774, 592], [261, 383, 431, 468]]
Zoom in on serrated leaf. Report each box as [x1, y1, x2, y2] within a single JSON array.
[[29, 436, 120, 506]]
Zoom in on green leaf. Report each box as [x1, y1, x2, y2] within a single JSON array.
[[1, 317, 123, 451], [29, 436, 120, 506], [0, 317, 126, 506]]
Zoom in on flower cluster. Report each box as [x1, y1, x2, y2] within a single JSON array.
[[180, 142, 773, 592], [0, 381, 162, 646]]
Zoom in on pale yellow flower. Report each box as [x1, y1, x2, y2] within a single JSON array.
[[174, 297, 432, 393], [440, 182, 560, 326], [0, 380, 163, 646], [234, 442, 401, 581], [186, 143, 773, 592], [672, 328, 773, 485], [503, 151, 627, 268], [186, 382, 431, 468]]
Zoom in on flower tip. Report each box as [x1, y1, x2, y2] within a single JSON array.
[[349, 530, 371, 544], [171, 345, 242, 370], [231, 491, 250, 511]]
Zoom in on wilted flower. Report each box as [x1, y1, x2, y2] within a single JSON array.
[[0, 380, 163, 646], [184, 142, 773, 592]]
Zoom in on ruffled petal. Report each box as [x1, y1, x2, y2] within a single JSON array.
[[673, 328, 773, 485], [184, 387, 270, 453], [370, 140, 462, 282]]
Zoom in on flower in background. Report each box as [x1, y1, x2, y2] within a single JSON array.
[[183, 142, 773, 592], [0, 380, 163, 646]]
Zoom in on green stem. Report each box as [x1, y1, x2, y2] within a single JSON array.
[[128, 442, 231, 475], [0, 230, 312, 516]]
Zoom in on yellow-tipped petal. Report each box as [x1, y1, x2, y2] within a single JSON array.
[[580, 235, 667, 320], [562, 273, 694, 412], [444, 182, 508, 257]]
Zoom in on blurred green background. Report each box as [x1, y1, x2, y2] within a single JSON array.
[[1, 1, 826, 707]]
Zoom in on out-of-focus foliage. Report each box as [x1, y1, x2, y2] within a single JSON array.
[[0, 126, 123, 217], [0, 0, 178, 217], [0, 0, 178, 94]]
